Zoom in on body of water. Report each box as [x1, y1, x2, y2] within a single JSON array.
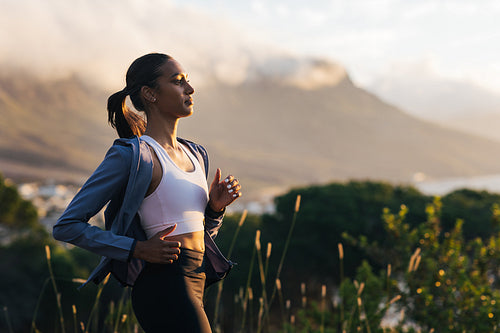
[[414, 174, 500, 196]]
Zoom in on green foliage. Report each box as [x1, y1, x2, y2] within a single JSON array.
[[353, 197, 500, 332], [3, 178, 500, 332], [441, 188, 500, 239], [0, 174, 38, 229], [261, 181, 430, 282]]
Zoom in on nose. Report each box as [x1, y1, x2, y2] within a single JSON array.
[[185, 82, 194, 95]]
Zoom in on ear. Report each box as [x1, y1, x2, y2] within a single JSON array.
[[141, 86, 157, 103]]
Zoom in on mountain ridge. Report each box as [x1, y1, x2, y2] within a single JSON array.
[[2, 67, 500, 201]]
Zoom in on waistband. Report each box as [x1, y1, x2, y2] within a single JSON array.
[[145, 248, 205, 276], [178, 247, 205, 261]]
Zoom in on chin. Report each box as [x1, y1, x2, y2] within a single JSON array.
[[182, 108, 194, 117]]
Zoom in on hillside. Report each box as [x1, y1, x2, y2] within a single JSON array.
[[184, 76, 500, 198], [2, 66, 500, 201], [0, 70, 113, 183]]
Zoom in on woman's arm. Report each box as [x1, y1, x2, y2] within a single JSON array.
[[205, 168, 242, 239], [52, 144, 136, 262]]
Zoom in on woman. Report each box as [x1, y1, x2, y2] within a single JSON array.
[[53, 53, 241, 332]]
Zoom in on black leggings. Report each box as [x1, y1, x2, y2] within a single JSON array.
[[132, 248, 211, 333]]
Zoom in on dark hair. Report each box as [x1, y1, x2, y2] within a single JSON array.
[[107, 53, 172, 138]]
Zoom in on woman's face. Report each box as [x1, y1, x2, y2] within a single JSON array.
[[152, 59, 195, 119]]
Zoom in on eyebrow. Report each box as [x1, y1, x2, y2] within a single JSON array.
[[168, 72, 187, 79]]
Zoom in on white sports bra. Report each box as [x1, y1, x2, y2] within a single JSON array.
[[138, 135, 208, 239]]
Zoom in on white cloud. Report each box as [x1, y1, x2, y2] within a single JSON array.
[[1, 0, 499, 95], [251, 0, 268, 16], [0, 0, 281, 88], [0, 0, 347, 91], [275, 3, 290, 18]]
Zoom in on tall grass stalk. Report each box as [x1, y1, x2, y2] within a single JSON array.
[[266, 195, 301, 322], [276, 279, 287, 331], [257, 297, 264, 332], [255, 230, 269, 333], [3, 306, 14, 333], [85, 273, 110, 333], [248, 287, 254, 333], [264, 243, 272, 279], [320, 285, 326, 333], [263, 242, 273, 330], [72, 305, 77, 333], [300, 282, 307, 308], [213, 210, 247, 329], [45, 245, 66, 333], [357, 297, 372, 333], [408, 248, 421, 273], [338, 243, 345, 326], [344, 280, 362, 332], [113, 288, 128, 333], [240, 239, 257, 332], [285, 300, 291, 333], [386, 264, 392, 300], [30, 277, 50, 333]]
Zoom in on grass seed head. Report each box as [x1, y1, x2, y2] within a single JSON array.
[[255, 230, 261, 251], [295, 195, 301, 212], [45, 245, 51, 261], [238, 210, 248, 227], [357, 282, 365, 295], [266, 242, 272, 258]]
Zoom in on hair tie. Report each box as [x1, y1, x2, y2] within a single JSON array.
[[123, 85, 140, 96]]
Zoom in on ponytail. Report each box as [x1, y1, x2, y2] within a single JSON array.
[[107, 89, 146, 138], [107, 53, 171, 138]]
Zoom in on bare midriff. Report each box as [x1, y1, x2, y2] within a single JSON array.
[[164, 230, 205, 252]]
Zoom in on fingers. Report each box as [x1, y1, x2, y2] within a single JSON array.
[[158, 238, 181, 264], [210, 168, 221, 189], [157, 224, 177, 240], [162, 246, 181, 263], [224, 174, 234, 184], [150, 225, 182, 264], [224, 175, 242, 198], [163, 240, 181, 248]]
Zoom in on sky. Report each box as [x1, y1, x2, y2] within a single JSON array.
[[170, 0, 500, 94], [1, 0, 499, 100]]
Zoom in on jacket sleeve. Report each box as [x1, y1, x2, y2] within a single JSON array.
[[194, 142, 226, 239], [204, 205, 225, 239], [52, 144, 136, 262]]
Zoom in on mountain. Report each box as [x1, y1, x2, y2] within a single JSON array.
[[2, 62, 500, 202], [369, 71, 500, 142], [0, 69, 113, 183]]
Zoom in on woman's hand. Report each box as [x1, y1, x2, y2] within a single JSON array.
[[133, 225, 181, 263], [208, 168, 242, 212]]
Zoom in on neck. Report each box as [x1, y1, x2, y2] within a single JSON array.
[[143, 115, 180, 148]]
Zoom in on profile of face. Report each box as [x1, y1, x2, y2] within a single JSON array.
[[145, 59, 195, 119]]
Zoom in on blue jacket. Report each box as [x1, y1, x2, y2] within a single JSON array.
[[53, 136, 230, 287]]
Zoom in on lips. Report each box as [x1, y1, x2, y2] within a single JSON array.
[[185, 98, 193, 106]]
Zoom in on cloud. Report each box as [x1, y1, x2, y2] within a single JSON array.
[[0, 0, 347, 91], [0, 0, 272, 88]]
